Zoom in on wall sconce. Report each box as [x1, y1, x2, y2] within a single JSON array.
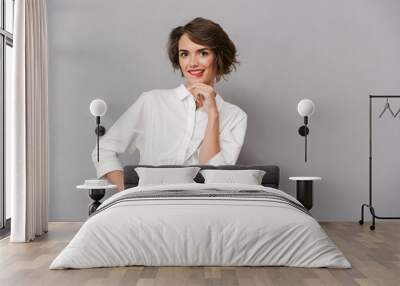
[[89, 99, 107, 162], [297, 99, 315, 162]]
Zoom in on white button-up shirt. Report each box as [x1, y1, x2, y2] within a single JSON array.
[[92, 84, 248, 178]]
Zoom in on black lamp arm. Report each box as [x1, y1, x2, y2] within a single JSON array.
[[298, 116, 309, 137], [94, 116, 106, 162], [298, 116, 310, 162]]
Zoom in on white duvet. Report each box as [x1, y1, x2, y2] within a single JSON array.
[[50, 183, 351, 269]]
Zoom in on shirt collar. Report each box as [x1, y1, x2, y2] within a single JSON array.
[[176, 84, 192, 100], [176, 84, 224, 112]]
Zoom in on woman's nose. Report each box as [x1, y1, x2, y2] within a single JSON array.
[[189, 56, 198, 67]]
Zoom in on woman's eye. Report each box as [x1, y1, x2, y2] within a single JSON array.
[[201, 51, 209, 56], [180, 53, 188, 57]]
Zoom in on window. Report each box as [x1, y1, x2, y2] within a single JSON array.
[[0, 0, 14, 234]]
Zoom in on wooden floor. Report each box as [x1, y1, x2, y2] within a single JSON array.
[[0, 222, 399, 286]]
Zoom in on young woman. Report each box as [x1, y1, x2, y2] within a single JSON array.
[[92, 17, 247, 192]]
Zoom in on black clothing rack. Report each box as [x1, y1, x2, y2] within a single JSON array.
[[359, 95, 400, 230]]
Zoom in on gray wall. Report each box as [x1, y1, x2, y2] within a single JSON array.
[[48, 0, 400, 221]]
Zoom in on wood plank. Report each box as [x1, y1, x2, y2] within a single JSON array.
[[0, 222, 399, 286]]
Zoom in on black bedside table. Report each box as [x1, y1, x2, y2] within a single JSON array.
[[77, 184, 117, 215], [289, 177, 321, 210]]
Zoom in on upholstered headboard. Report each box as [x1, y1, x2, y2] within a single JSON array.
[[123, 165, 280, 189]]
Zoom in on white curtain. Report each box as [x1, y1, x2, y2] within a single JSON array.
[[7, 0, 49, 242]]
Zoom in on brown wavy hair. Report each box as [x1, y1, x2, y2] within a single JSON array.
[[167, 17, 239, 82]]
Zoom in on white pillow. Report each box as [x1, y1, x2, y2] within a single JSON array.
[[200, 169, 266, 185], [135, 167, 200, 186]]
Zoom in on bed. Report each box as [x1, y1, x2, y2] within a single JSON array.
[[50, 165, 350, 269]]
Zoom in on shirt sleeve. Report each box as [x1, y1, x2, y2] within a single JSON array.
[[206, 112, 248, 166], [91, 93, 148, 178]]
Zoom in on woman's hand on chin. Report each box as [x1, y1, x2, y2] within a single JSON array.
[[187, 83, 218, 116]]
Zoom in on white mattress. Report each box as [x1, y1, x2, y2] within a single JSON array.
[[50, 183, 351, 269]]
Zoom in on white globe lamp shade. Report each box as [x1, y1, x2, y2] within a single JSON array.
[[297, 99, 315, 117], [90, 99, 107, 117]]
